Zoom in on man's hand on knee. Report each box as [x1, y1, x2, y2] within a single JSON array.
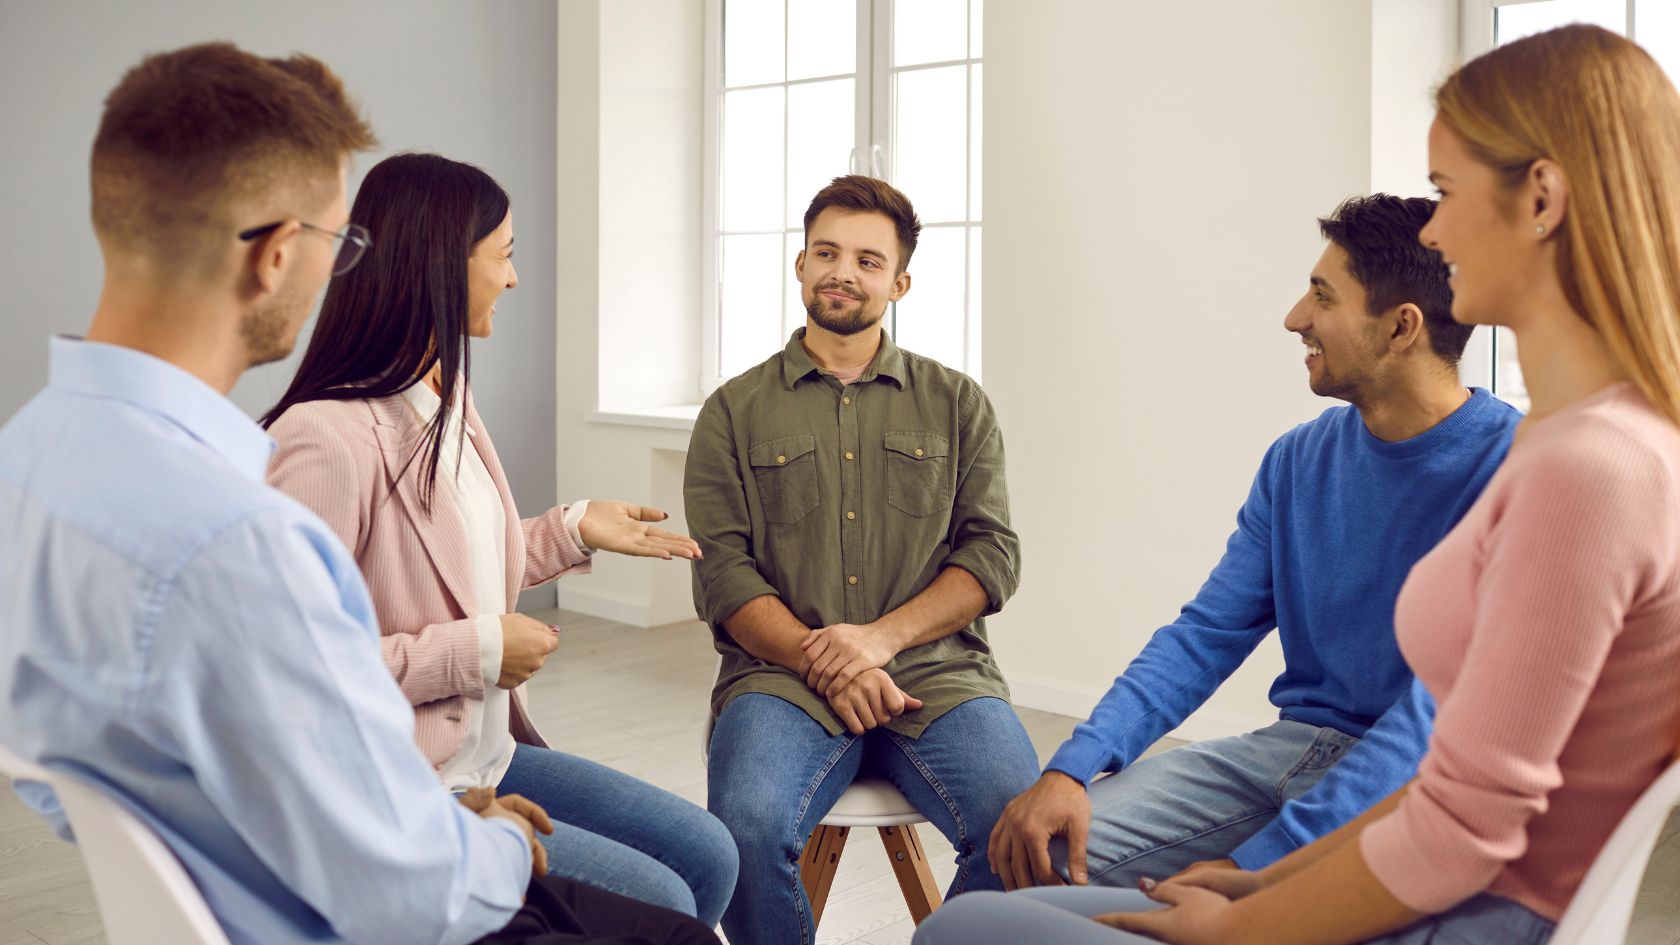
[[987, 770, 1092, 890]]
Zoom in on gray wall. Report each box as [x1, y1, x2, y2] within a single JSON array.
[[0, 0, 560, 608]]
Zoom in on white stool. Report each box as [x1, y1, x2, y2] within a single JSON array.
[[800, 776, 943, 928], [703, 710, 943, 928]]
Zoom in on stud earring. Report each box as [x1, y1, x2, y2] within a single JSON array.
[[1536, 223, 1547, 235]]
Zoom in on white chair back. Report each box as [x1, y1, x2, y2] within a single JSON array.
[[48, 771, 232, 945], [0, 739, 49, 782], [1551, 756, 1680, 945]]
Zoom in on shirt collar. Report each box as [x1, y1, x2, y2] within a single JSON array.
[[779, 327, 908, 391], [399, 379, 473, 437], [47, 336, 276, 481]]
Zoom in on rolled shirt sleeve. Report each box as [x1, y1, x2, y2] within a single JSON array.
[[686, 397, 783, 627], [941, 384, 1020, 614]]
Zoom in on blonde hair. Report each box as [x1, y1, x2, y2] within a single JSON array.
[[1436, 25, 1680, 425]]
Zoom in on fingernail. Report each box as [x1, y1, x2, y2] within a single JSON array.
[[547, 624, 561, 633], [1138, 877, 1156, 892]]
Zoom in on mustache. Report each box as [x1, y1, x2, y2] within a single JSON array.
[[816, 283, 863, 301]]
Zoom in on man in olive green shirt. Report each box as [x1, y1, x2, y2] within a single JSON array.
[[685, 176, 1039, 943]]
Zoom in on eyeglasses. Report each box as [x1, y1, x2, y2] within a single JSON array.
[[238, 220, 372, 276]]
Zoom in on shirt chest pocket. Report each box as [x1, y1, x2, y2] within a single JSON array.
[[749, 434, 820, 525], [885, 432, 952, 517]]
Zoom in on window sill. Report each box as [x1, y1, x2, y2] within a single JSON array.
[[589, 405, 702, 432]]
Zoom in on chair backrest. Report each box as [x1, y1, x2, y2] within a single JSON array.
[[0, 739, 49, 783], [1551, 756, 1680, 945], [49, 771, 232, 945]]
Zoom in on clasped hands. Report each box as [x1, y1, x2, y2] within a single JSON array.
[[458, 786, 553, 880], [799, 620, 921, 735]]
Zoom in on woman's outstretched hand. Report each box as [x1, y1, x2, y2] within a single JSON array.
[[578, 501, 703, 560]]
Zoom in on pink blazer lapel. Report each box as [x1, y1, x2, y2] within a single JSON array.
[[463, 391, 524, 611], [368, 395, 480, 617]]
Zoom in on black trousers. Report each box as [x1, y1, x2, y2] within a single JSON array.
[[471, 875, 721, 945]]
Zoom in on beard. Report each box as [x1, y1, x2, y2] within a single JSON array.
[[241, 290, 308, 368], [806, 291, 884, 337]]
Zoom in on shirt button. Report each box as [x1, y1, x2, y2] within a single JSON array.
[[848, 575, 859, 585], [846, 511, 856, 520], [776, 455, 787, 464], [914, 448, 924, 457], [844, 451, 854, 461], [842, 396, 851, 405]]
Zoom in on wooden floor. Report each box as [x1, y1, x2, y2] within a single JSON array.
[[2, 609, 1677, 944]]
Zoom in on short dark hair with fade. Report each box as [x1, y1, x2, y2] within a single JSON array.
[[91, 42, 377, 267], [802, 175, 923, 271], [1318, 194, 1471, 364]]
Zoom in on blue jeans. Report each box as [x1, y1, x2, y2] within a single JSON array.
[[707, 693, 1041, 945], [912, 887, 1555, 945], [495, 743, 738, 927], [1053, 721, 1358, 886]]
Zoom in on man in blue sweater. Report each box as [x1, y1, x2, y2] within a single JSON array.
[[988, 194, 1522, 891]]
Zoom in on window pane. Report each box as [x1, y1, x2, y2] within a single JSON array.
[[786, 78, 856, 227], [725, 0, 784, 87], [894, 0, 968, 67], [970, 63, 983, 221], [893, 226, 966, 369], [784, 232, 807, 338], [970, 0, 983, 57], [1638, 0, 1680, 86], [1495, 0, 1626, 44], [894, 65, 969, 222], [723, 87, 785, 231], [788, 0, 857, 81], [720, 234, 786, 379]]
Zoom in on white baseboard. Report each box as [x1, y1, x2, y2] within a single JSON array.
[[1007, 674, 1272, 744], [554, 584, 653, 628]]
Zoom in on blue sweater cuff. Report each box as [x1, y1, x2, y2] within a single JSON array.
[[1229, 823, 1301, 870], [1044, 737, 1109, 785]]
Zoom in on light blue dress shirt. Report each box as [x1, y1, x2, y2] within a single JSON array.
[[0, 338, 531, 945]]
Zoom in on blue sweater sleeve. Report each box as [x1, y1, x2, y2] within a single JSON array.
[[1229, 677, 1434, 869], [1044, 449, 1282, 784]]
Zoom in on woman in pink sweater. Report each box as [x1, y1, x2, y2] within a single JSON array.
[[913, 24, 1680, 945]]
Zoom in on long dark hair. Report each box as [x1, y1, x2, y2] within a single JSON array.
[[262, 152, 509, 511]]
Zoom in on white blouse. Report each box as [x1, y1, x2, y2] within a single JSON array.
[[401, 382, 516, 792]]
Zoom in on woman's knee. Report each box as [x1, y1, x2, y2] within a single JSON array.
[[912, 891, 1012, 944]]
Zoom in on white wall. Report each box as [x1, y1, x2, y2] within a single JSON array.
[[981, 0, 1457, 739], [554, 1, 705, 627], [0, 0, 562, 610], [557, 1, 1459, 738]]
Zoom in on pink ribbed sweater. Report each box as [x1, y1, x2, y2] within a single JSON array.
[[1361, 383, 1680, 921]]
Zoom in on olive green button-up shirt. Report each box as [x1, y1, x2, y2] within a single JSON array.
[[684, 328, 1020, 737]]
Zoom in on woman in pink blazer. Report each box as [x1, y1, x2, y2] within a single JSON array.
[[264, 153, 736, 926]]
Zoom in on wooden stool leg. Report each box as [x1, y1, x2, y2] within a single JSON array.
[[800, 824, 850, 929], [879, 823, 943, 924]]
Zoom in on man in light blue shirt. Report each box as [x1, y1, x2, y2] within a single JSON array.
[[0, 43, 713, 945]]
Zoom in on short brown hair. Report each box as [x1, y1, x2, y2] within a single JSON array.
[[802, 175, 923, 271], [91, 42, 377, 267]]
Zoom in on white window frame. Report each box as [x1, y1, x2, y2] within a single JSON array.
[[1456, 0, 1639, 400], [699, 0, 982, 396]]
